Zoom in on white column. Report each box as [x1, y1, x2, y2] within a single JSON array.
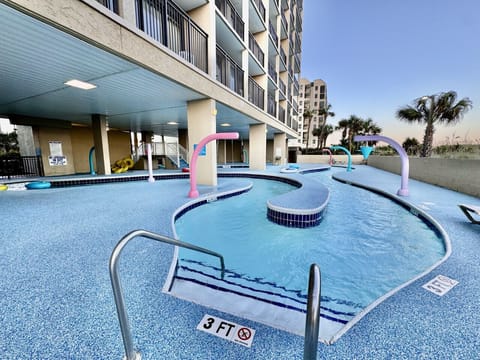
[[92, 114, 111, 175], [249, 123, 267, 170], [187, 99, 217, 185]]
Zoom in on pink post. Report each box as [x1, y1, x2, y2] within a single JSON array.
[[321, 148, 334, 165], [354, 135, 409, 196], [188, 132, 239, 198]]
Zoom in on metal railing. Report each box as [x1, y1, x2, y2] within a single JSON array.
[[269, 20, 279, 46], [95, 0, 119, 14], [249, 32, 264, 66], [215, 0, 245, 40], [304, 263, 321, 360], [252, 0, 266, 22], [0, 155, 44, 179], [135, 0, 208, 72], [268, 62, 278, 84], [267, 94, 277, 117], [248, 76, 265, 110], [216, 45, 244, 96], [110, 229, 225, 360]]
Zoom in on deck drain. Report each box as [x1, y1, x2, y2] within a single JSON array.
[[422, 275, 458, 296]]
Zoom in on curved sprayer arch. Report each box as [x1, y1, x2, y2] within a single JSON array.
[[354, 135, 409, 196], [188, 132, 239, 198]]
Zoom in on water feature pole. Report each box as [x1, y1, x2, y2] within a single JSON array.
[[330, 146, 352, 171], [188, 132, 239, 198], [354, 135, 409, 196]]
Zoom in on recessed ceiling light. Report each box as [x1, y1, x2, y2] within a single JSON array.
[[167, 121, 178, 125], [220, 123, 231, 127], [64, 79, 97, 90]]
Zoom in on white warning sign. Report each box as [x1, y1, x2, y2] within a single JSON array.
[[422, 275, 458, 296], [197, 314, 256, 348]]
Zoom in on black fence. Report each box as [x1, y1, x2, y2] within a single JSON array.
[[0, 155, 44, 179], [135, 0, 208, 73]]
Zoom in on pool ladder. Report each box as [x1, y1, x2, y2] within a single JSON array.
[[109, 230, 321, 360]]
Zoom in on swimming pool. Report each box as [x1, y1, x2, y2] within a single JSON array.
[[172, 169, 447, 342]]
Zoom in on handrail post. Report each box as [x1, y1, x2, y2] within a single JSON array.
[[304, 263, 321, 360], [109, 229, 225, 360]]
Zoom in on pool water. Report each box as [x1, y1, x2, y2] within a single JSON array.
[[174, 169, 446, 334]]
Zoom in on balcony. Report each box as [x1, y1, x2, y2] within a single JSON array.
[[280, 11, 288, 39], [135, 0, 208, 73], [278, 106, 285, 123], [248, 76, 265, 110], [216, 45, 244, 96], [268, 62, 277, 84], [216, 0, 245, 40], [267, 94, 277, 117], [252, 0, 266, 22], [95, 0, 119, 14], [269, 20, 278, 47], [279, 78, 286, 99], [249, 32, 264, 67]]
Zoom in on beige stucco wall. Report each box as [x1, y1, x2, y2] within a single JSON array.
[[297, 154, 365, 165], [71, 126, 94, 173], [367, 155, 480, 198], [108, 130, 131, 164], [37, 127, 76, 176]]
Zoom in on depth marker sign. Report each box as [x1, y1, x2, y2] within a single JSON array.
[[197, 314, 256, 348], [422, 275, 458, 296]]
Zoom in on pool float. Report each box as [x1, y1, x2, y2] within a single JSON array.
[[26, 181, 51, 190], [280, 164, 300, 173], [0, 184, 7, 191], [111, 157, 135, 173]]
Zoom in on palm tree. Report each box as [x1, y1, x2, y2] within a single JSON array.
[[302, 107, 316, 152], [396, 91, 472, 157], [345, 115, 364, 152], [320, 124, 334, 148], [316, 103, 335, 148], [335, 119, 350, 147], [402, 137, 420, 156], [360, 118, 382, 146]]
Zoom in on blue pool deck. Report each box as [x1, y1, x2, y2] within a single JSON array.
[[0, 164, 479, 359]]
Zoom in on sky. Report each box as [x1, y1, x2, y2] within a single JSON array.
[[301, 0, 480, 146]]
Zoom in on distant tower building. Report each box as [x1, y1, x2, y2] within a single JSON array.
[[297, 78, 328, 150]]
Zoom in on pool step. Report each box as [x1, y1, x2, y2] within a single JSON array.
[[173, 259, 357, 325]]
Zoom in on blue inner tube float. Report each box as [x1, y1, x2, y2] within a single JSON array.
[[26, 181, 51, 190]]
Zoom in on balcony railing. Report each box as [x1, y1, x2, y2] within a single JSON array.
[[269, 21, 278, 47], [216, 0, 245, 40], [279, 78, 286, 95], [248, 77, 265, 110], [268, 62, 278, 84], [278, 106, 286, 123], [216, 45, 244, 96], [95, 0, 119, 14], [280, 47, 287, 67], [281, 11, 288, 35], [135, 0, 208, 73], [252, 0, 266, 22], [267, 94, 277, 117], [249, 32, 264, 66]]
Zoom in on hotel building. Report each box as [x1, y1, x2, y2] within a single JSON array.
[[0, 0, 303, 185]]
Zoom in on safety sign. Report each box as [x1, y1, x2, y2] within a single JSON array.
[[422, 274, 458, 296], [197, 314, 256, 348]]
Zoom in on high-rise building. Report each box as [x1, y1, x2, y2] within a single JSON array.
[[0, 0, 304, 177], [296, 78, 328, 150]]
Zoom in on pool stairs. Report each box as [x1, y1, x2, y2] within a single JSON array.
[[172, 259, 357, 326]]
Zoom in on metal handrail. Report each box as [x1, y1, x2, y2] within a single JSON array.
[[109, 229, 225, 360], [304, 263, 321, 360]]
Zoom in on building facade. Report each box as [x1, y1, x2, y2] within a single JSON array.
[[296, 78, 328, 150], [0, 0, 303, 179]]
